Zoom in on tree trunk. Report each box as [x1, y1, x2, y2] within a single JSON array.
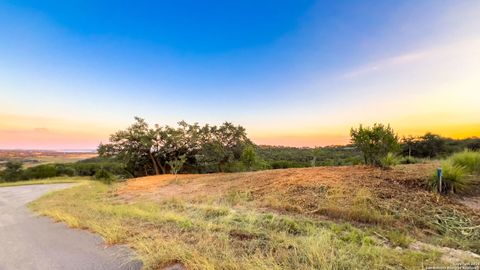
[[218, 162, 224, 173], [153, 157, 165, 174], [149, 152, 160, 175], [158, 162, 166, 174]]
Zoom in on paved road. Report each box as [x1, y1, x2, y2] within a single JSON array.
[[0, 184, 143, 270]]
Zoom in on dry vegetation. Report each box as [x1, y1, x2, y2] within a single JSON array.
[[117, 163, 480, 249], [31, 164, 480, 269]]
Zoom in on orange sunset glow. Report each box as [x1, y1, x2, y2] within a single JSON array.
[[1, 1, 479, 150]]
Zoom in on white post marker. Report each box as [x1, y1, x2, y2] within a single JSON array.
[[437, 167, 443, 193]]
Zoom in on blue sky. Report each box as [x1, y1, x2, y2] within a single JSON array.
[[1, 0, 479, 149]]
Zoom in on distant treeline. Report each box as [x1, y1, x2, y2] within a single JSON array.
[[0, 158, 125, 182], [256, 134, 480, 168], [401, 133, 480, 158], [257, 145, 363, 168]]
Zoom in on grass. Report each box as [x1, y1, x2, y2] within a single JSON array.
[[428, 150, 480, 194], [381, 152, 400, 168], [450, 150, 480, 175], [429, 161, 470, 194], [30, 165, 480, 269], [399, 156, 421, 165], [0, 176, 86, 187], [30, 181, 446, 270]]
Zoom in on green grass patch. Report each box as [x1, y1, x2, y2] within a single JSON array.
[[450, 150, 480, 175]]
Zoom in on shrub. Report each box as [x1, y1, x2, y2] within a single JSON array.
[[350, 123, 400, 167], [429, 161, 470, 194], [449, 150, 480, 175], [73, 162, 126, 177], [94, 168, 115, 184], [223, 161, 247, 172], [22, 164, 57, 179], [269, 160, 306, 169], [399, 156, 420, 164], [0, 161, 23, 182], [241, 145, 257, 170], [54, 164, 76, 176]]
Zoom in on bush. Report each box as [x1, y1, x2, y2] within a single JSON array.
[[429, 161, 470, 194], [72, 162, 126, 177], [0, 161, 23, 182], [54, 164, 76, 176], [449, 150, 480, 175], [223, 161, 247, 172], [94, 169, 115, 184], [269, 160, 306, 169], [241, 145, 257, 170], [399, 156, 420, 164], [22, 164, 58, 179], [350, 123, 400, 167]]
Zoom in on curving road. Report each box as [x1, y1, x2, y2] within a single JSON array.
[[0, 184, 143, 270]]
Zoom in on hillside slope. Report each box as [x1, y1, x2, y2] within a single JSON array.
[[33, 164, 480, 269]]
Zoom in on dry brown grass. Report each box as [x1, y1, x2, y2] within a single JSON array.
[[31, 164, 480, 269], [117, 164, 435, 201], [116, 164, 480, 251]]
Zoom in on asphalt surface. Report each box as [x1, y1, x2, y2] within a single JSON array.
[[0, 184, 143, 270]]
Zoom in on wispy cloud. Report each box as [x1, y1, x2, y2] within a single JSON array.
[[341, 38, 480, 79]]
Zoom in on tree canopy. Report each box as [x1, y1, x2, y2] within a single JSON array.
[[98, 117, 252, 177]]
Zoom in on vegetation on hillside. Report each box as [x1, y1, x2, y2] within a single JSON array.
[[31, 165, 480, 269]]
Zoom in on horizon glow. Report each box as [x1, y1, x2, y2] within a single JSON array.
[[1, 1, 479, 149]]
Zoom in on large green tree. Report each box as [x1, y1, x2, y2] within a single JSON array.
[[99, 118, 251, 176], [98, 117, 159, 176]]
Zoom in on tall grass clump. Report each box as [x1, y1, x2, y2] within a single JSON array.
[[449, 150, 480, 175], [381, 152, 400, 168], [429, 161, 470, 194]]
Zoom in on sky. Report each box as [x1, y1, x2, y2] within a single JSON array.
[[1, 0, 479, 149]]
